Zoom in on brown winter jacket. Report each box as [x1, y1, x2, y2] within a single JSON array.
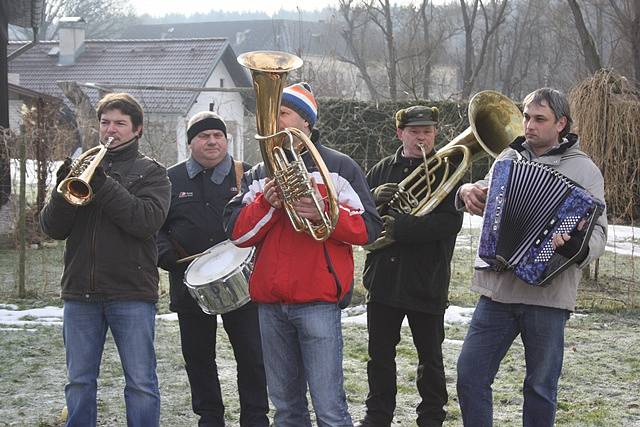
[[40, 139, 171, 303]]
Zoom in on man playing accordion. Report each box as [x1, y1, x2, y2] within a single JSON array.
[[456, 88, 607, 426]]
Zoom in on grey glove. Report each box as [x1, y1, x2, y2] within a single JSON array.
[[373, 183, 399, 205]]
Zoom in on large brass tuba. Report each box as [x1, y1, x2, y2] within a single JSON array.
[[365, 90, 523, 251], [56, 137, 113, 206], [238, 51, 339, 241]]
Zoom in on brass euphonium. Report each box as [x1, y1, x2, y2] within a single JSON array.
[[365, 90, 523, 251], [238, 50, 339, 242], [56, 137, 113, 206]]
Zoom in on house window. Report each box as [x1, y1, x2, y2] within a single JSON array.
[[220, 78, 224, 88]]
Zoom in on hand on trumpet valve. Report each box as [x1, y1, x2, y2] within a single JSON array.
[[90, 165, 107, 194], [263, 177, 283, 209], [292, 177, 324, 224], [373, 183, 399, 205], [55, 158, 73, 187]]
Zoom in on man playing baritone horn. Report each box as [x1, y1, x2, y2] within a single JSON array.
[[456, 88, 607, 426], [356, 106, 463, 427], [224, 82, 383, 426], [157, 111, 269, 426], [40, 93, 171, 427]]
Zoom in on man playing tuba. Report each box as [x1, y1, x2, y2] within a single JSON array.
[[356, 106, 463, 427], [225, 82, 382, 426]]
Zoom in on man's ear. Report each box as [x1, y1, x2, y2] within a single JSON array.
[[135, 124, 144, 137], [555, 116, 567, 134], [396, 128, 403, 140]]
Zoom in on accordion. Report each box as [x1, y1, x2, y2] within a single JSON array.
[[478, 158, 603, 287]]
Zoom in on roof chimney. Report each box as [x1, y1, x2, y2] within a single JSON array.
[[58, 17, 86, 65]]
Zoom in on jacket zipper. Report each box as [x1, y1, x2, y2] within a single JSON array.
[[89, 210, 99, 293]]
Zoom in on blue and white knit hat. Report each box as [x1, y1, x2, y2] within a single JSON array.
[[281, 82, 318, 128]]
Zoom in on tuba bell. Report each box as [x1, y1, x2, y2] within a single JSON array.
[[364, 90, 523, 251], [238, 50, 339, 242], [56, 137, 113, 206]]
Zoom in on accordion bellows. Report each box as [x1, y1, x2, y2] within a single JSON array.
[[479, 159, 603, 287]]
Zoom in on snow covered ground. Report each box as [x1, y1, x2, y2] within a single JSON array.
[[0, 304, 475, 329]]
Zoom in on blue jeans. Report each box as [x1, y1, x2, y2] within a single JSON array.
[[456, 296, 570, 427], [258, 302, 352, 427], [63, 300, 160, 427]]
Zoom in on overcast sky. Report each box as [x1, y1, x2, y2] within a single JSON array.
[[128, 0, 342, 17]]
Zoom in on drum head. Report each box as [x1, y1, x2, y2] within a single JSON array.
[[185, 241, 253, 287]]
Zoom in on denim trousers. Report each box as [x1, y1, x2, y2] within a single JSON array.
[[63, 300, 160, 427], [258, 302, 352, 427], [177, 304, 269, 427], [363, 302, 447, 427], [456, 296, 570, 427]]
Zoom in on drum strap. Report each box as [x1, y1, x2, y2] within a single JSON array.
[[233, 160, 244, 195]]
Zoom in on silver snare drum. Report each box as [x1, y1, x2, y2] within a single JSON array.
[[183, 240, 253, 315]]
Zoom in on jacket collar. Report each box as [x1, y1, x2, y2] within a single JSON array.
[[509, 133, 579, 158], [392, 145, 436, 167], [105, 137, 138, 161], [186, 153, 232, 184]]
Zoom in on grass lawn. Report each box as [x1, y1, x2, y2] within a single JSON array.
[[0, 230, 639, 426]]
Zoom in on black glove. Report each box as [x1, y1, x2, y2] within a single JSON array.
[[158, 250, 179, 272], [373, 183, 399, 205], [382, 214, 396, 238], [90, 165, 107, 194], [555, 226, 588, 260], [55, 158, 73, 187]]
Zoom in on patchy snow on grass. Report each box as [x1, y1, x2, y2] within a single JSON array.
[[0, 306, 63, 327], [1, 304, 476, 327]]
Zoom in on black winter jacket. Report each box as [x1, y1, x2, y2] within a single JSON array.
[[40, 139, 171, 303], [157, 155, 249, 313], [363, 146, 463, 314]]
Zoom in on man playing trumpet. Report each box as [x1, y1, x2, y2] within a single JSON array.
[[40, 93, 171, 427], [357, 106, 463, 427]]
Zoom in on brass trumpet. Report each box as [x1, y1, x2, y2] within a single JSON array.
[[238, 51, 339, 241], [56, 137, 113, 206], [365, 90, 523, 251]]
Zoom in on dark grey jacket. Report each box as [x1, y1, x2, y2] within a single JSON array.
[[40, 140, 171, 302]]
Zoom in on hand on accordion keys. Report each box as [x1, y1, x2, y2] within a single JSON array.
[[552, 219, 588, 260]]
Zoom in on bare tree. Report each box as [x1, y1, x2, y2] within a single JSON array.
[[365, 0, 398, 100], [337, 0, 380, 101], [607, 0, 640, 87], [459, 0, 509, 99], [40, 0, 138, 39], [567, 0, 603, 73]]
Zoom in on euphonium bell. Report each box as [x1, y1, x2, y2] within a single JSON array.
[[56, 137, 113, 206], [238, 51, 339, 242], [365, 90, 523, 251]]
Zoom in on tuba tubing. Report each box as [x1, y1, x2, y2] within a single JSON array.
[[365, 90, 523, 252], [238, 51, 339, 242], [56, 137, 113, 206]]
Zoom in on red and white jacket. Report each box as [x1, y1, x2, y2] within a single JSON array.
[[224, 131, 382, 304]]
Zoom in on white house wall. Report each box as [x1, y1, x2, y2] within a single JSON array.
[[185, 62, 247, 162]]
